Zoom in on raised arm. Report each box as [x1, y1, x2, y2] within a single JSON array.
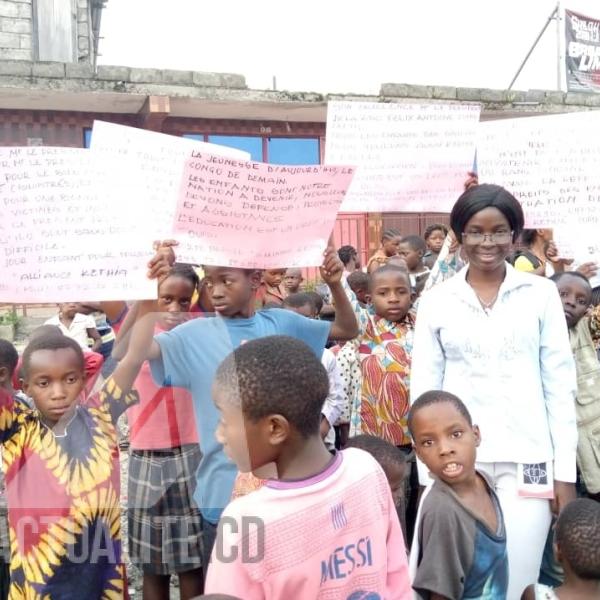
[[111, 240, 177, 362], [320, 240, 358, 341]]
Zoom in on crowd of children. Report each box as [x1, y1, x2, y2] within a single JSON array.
[[0, 180, 599, 600]]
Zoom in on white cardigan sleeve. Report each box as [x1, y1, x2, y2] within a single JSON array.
[[538, 284, 578, 483], [410, 291, 446, 404]]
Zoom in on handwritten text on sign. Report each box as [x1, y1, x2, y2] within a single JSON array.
[[477, 111, 600, 227], [90, 121, 250, 263], [553, 226, 600, 288], [174, 153, 355, 268], [0, 147, 156, 303], [324, 101, 480, 212]]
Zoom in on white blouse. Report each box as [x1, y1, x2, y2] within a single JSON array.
[[411, 264, 577, 483]]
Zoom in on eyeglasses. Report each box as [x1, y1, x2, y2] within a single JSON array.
[[462, 231, 513, 245]]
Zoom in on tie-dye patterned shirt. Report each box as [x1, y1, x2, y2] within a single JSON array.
[[0, 377, 137, 599], [344, 281, 415, 446]]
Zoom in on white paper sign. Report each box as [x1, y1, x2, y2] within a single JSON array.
[[0, 147, 156, 302], [553, 226, 600, 288], [478, 111, 600, 228], [324, 101, 481, 212], [90, 121, 250, 263]]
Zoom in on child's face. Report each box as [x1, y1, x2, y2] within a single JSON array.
[[556, 275, 592, 328], [22, 348, 85, 426], [58, 303, 78, 319], [203, 267, 260, 317], [369, 271, 412, 322], [349, 284, 369, 306], [157, 275, 195, 330], [213, 388, 275, 473], [412, 401, 480, 487], [426, 230, 446, 254], [263, 269, 286, 287], [397, 242, 423, 271], [382, 236, 401, 257], [283, 269, 303, 293]]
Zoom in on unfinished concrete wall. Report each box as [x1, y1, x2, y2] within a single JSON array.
[[0, 0, 33, 61], [0, 0, 99, 63]]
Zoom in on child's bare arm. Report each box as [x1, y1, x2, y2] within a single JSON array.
[[86, 327, 102, 353], [109, 300, 158, 395], [320, 239, 358, 341], [111, 240, 176, 362], [521, 585, 536, 600]]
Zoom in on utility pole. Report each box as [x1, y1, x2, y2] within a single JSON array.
[[508, 3, 561, 91]]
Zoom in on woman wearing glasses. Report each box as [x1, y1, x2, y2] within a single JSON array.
[[410, 184, 578, 599]]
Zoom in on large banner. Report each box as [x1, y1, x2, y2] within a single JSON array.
[[0, 147, 156, 302], [565, 9, 600, 92], [325, 101, 480, 212], [477, 111, 600, 227]]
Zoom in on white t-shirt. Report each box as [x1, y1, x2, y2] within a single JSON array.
[[45, 313, 96, 350]]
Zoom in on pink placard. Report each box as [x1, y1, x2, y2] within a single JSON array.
[[174, 153, 355, 268]]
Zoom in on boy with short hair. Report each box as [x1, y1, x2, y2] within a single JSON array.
[[0, 297, 158, 597], [282, 267, 303, 295], [397, 235, 430, 289], [255, 269, 286, 307], [44, 303, 104, 388], [206, 336, 411, 599], [423, 224, 449, 269], [408, 390, 508, 600], [347, 270, 370, 307], [124, 239, 358, 575], [551, 271, 600, 500]]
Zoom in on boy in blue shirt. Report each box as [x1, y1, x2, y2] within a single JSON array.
[[122, 239, 359, 580]]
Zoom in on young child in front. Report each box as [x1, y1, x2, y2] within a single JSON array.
[[551, 271, 600, 500], [522, 498, 600, 600], [343, 263, 421, 539], [205, 336, 411, 599], [397, 235, 430, 289], [409, 391, 508, 600], [0, 286, 162, 598]]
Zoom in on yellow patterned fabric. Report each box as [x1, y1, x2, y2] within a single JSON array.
[[0, 378, 138, 599]]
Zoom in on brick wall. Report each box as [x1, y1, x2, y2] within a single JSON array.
[[0, 0, 32, 60], [0, 0, 97, 63]]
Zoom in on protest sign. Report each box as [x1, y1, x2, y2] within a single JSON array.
[[0, 147, 156, 302], [553, 226, 600, 287], [324, 101, 480, 212], [173, 152, 355, 268], [90, 121, 250, 262], [477, 111, 600, 227], [565, 9, 600, 93]]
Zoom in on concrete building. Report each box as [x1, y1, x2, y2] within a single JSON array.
[[1, 0, 598, 267]]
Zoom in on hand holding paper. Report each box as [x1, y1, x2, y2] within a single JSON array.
[[147, 240, 178, 281]]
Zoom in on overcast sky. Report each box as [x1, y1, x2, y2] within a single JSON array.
[[98, 0, 600, 94]]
